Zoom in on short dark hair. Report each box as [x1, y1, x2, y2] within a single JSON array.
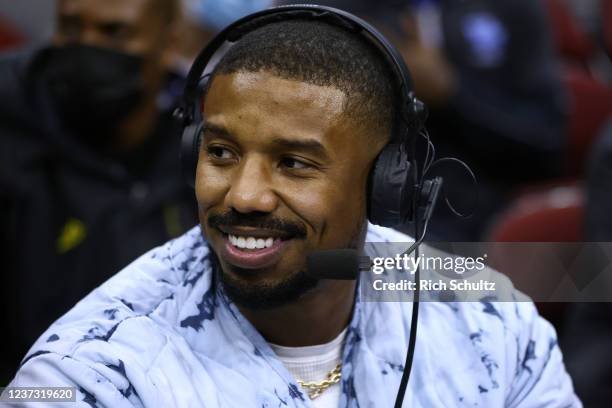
[[210, 19, 397, 140]]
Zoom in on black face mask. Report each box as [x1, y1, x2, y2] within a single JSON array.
[[30, 44, 146, 148]]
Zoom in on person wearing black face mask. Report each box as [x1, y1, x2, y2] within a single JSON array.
[[29, 44, 146, 149], [0, 0, 198, 381]]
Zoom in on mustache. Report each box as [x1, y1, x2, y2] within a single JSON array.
[[208, 211, 307, 239]]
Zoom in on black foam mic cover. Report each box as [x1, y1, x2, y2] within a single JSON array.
[[306, 249, 372, 280]]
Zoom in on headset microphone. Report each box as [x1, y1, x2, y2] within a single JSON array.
[[306, 249, 372, 280], [307, 176, 443, 280]]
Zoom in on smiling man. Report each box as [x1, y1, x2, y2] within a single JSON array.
[[199, 68, 379, 343], [7, 9, 581, 408]]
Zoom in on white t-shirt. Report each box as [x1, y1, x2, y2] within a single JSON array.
[[270, 328, 348, 408]]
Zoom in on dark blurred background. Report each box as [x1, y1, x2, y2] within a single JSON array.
[[0, 0, 610, 404]]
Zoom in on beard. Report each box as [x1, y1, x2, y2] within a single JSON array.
[[209, 247, 319, 310], [205, 209, 368, 310]]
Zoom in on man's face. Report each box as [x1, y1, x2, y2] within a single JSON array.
[[197, 71, 384, 308], [54, 0, 171, 87], [56, 0, 164, 54]]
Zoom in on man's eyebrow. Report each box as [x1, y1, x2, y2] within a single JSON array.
[[203, 124, 330, 159], [202, 123, 233, 140], [270, 137, 330, 160]]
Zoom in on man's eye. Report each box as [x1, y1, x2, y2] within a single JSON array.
[[101, 23, 131, 42], [280, 157, 310, 170], [207, 146, 234, 160]]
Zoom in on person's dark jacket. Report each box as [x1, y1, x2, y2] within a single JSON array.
[[415, 0, 569, 240], [562, 119, 612, 407], [0, 50, 198, 380]]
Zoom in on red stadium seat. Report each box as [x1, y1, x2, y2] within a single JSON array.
[[487, 182, 584, 242], [0, 15, 24, 50], [485, 183, 585, 326], [604, 0, 612, 56], [563, 69, 612, 175], [543, 0, 612, 175], [544, 0, 594, 65]]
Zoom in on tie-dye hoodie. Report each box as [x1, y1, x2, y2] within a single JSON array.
[[9, 224, 581, 407]]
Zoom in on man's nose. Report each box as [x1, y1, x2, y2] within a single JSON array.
[[79, 26, 109, 48], [224, 157, 278, 214]]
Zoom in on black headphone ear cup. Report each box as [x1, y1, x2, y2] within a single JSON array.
[[180, 122, 203, 188], [179, 75, 210, 188], [367, 144, 416, 227]]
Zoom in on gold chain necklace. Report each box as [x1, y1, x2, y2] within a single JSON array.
[[297, 363, 342, 400]]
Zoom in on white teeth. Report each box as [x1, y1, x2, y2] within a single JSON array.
[[246, 237, 256, 249], [229, 234, 276, 249]]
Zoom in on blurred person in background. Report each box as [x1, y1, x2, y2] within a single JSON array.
[[173, 0, 273, 73], [412, 0, 567, 241], [561, 118, 612, 407], [0, 0, 197, 380], [281, 0, 568, 241]]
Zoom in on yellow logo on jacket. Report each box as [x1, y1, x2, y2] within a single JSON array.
[[57, 218, 87, 254]]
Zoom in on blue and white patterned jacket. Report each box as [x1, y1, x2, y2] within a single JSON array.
[[9, 224, 581, 407]]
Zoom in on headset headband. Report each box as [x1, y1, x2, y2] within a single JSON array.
[[177, 4, 417, 129]]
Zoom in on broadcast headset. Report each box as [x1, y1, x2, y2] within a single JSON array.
[[173, 4, 475, 407], [173, 3, 445, 230]]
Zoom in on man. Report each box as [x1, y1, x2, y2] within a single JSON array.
[[8, 14, 580, 407], [0, 0, 197, 379]]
